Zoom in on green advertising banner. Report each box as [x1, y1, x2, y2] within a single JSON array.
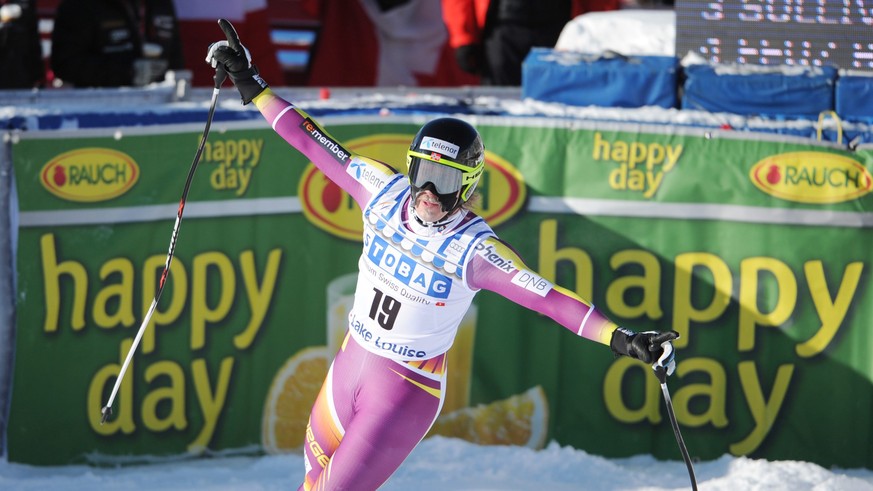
[[9, 116, 873, 469]]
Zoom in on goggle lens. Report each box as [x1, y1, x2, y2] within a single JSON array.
[[409, 158, 463, 195]]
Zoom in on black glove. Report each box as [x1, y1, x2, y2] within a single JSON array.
[[610, 327, 679, 373], [205, 18, 268, 104], [454, 44, 482, 75]]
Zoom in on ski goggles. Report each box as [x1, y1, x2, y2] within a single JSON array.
[[407, 152, 464, 194], [407, 150, 483, 195]]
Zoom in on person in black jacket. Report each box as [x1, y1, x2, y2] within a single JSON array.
[[50, 0, 183, 87], [443, 0, 619, 86], [0, 0, 44, 88], [483, 0, 573, 85]]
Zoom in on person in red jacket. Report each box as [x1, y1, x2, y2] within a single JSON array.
[[172, 0, 282, 87], [304, 0, 478, 87], [441, 0, 619, 85]]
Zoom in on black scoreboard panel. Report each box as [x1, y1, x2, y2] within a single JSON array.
[[675, 0, 873, 71]]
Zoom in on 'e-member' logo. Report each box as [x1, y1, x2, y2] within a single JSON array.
[[300, 118, 351, 164]]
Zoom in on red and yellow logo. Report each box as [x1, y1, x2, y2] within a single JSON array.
[[750, 151, 873, 204], [300, 134, 526, 241], [41, 148, 139, 202]]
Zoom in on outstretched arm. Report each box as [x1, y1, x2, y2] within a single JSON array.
[[467, 236, 678, 370], [466, 237, 617, 345], [206, 19, 396, 208]]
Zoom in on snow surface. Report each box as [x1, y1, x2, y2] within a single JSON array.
[[2, 437, 872, 491]]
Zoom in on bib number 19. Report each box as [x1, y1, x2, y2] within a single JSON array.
[[369, 288, 400, 330]]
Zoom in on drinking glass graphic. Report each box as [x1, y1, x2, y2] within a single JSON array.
[[443, 303, 477, 414], [325, 272, 477, 414], [326, 273, 358, 357]]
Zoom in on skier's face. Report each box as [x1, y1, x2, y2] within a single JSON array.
[[413, 187, 452, 223]]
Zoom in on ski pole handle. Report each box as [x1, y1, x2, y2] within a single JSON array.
[[214, 65, 227, 89], [652, 335, 677, 383]]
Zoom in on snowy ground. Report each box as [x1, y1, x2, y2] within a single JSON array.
[[2, 437, 872, 491]]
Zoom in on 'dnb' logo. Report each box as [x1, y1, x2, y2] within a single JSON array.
[[750, 151, 873, 204], [300, 134, 527, 241], [41, 148, 139, 202]]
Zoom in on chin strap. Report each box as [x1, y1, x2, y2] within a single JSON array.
[[410, 206, 461, 229], [411, 207, 454, 227], [409, 188, 463, 226], [411, 184, 462, 217], [407, 200, 464, 237]]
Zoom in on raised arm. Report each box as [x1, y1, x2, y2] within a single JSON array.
[[206, 18, 396, 207], [253, 91, 396, 206]]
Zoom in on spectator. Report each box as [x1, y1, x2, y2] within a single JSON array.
[[51, 0, 183, 87], [0, 0, 44, 88], [172, 0, 283, 87], [304, 0, 478, 87], [442, 0, 619, 85]]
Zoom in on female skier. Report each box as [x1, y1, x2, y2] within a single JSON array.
[[207, 19, 679, 491]]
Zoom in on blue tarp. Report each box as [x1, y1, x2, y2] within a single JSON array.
[[521, 48, 678, 109], [682, 64, 838, 119]]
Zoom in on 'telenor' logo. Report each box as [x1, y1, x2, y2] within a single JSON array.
[[750, 151, 873, 204], [420, 136, 460, 159], [41, 148, 139, 202]]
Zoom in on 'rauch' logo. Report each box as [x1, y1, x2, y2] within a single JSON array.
[[750, 151, 873, 204], [300, 134, 526, 241], [41, 148, 139, 202]]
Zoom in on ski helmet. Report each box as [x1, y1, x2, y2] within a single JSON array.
[[406, 117, 485, 213]]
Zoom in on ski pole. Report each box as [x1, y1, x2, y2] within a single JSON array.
[[653, 343, 698, 491], [101, 66, 228, 425]]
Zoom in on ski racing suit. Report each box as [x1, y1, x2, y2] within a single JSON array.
[[253, 89, 619, 491]]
